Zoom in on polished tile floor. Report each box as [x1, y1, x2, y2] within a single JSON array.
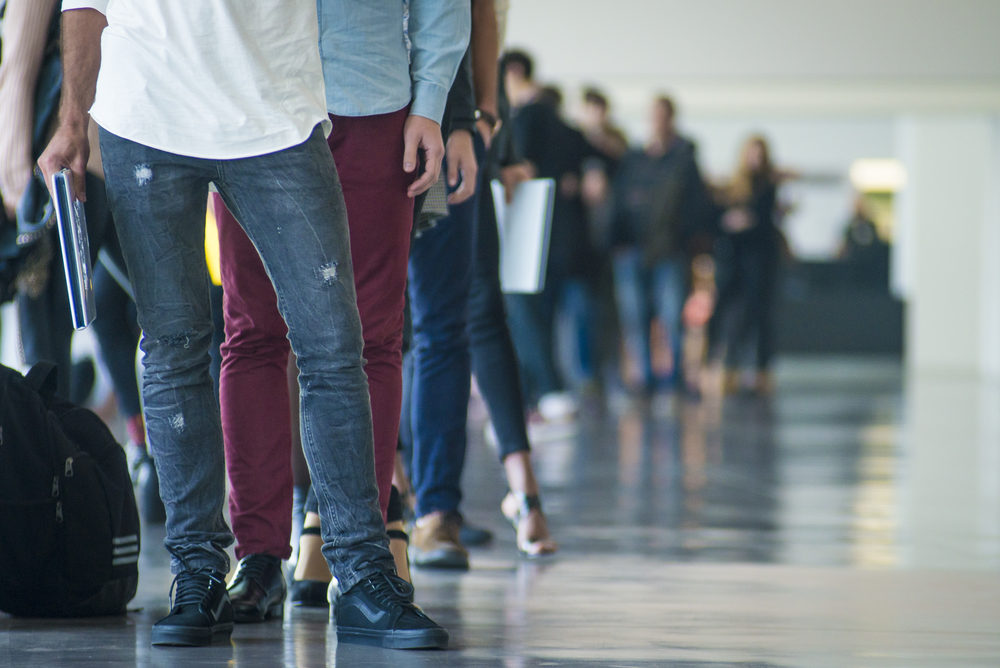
[[3, 356, 999, 667]]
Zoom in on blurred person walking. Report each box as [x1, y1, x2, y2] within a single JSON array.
[[704, 135, 783, 396], [502, 50, 598, 419], [610, 96, 711, 396], [579, 87, 628, 163], [577, 87, 627, 392]]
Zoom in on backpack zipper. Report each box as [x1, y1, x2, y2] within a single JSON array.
[[64, 457, 74, 477]]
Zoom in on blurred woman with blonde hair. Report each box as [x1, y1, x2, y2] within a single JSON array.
[[704, 134, 783, 395]]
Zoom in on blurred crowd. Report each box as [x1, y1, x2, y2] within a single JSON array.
[[498, 49, 791, 420]]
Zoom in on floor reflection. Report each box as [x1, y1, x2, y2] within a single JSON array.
[[3, 356, 999, 666]]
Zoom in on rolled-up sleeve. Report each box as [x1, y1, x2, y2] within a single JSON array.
[[408, 0, 470, 124]]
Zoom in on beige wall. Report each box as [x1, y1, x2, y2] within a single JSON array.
[[505, 1, 1000, 379], [505, 1, 1000, 118], [506, 1, 1000, 82]]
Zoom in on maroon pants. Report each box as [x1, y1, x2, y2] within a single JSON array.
[[216, 108, 413, 559]]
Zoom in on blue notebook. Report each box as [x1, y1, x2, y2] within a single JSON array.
[[52, 168, 96, 330]]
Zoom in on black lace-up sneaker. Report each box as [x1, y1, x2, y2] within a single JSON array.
[[228, 554, 286, 623], [151, 568, 233, 646], [334, 572, 448, 649]]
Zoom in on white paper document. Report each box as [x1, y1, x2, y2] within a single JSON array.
[[491, 178, 555, 294]]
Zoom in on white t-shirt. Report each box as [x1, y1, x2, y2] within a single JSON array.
[[62, 0, 331, 159]]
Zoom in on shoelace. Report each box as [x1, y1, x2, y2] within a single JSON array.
[[232, 555, 274, 586], [169, 568, 225, 609], [365, 572, 415, 608]]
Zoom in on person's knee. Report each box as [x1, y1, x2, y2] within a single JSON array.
[[220, 325, 289, 364], [142, 324, 215, 379], [412, 318, 467, 354]]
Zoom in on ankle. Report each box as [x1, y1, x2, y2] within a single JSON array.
[[293, 531, 332, 583]]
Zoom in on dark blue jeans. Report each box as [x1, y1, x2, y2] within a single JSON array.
[[99, 126, 393, 587], [91, 234, 142, 419], [467, 162, 531, 459], [504, 286, 562, 405], [505, 271, 600, 405], [612, 249, 686, 389], [406, 174, 476, 518]]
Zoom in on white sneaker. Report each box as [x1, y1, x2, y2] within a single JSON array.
[[537, 392, 578, 423]]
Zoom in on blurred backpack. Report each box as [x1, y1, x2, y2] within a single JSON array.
[[0, 362, 140, 617]]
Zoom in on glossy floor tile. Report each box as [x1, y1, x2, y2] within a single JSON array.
[[3, 356, 999, 667]]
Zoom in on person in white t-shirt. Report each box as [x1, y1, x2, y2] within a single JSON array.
[[37, 0, 447, 650]]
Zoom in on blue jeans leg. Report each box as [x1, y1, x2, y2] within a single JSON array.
[[407, 187, 475, 518], [100, 126, 392, 586], [612, 249, 654, 389], [557, 278, 596, 386], [100, 129, 231, 574], [467, 158, 531, 459], [652, 258, 686, 384]]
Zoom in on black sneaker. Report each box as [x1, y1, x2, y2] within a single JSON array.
[[334, 572, 448, 650], [228, 554, 286, 623], [151, 568, 233, 646]]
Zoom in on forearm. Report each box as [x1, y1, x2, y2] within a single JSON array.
[[0, 86, 37, 210], [37, 7, 106, 199], [58, 8, 107, 132], [0, 0, 58, 209], [470, 0, 498, 114]]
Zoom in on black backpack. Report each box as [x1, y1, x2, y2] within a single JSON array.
[[0, 362, 140, 617]]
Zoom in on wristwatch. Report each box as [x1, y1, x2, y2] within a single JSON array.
[[475, 108, 500, 131]]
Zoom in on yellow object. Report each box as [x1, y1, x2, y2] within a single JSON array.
[[205, 200, 222, 286]]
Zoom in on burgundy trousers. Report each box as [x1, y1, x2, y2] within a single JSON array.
[[216, 108, 413, 559]]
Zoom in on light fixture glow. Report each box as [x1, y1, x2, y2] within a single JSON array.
[[849, 159, 907, 192]]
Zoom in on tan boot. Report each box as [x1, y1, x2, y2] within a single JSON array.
[[410, 511, 468, 570]]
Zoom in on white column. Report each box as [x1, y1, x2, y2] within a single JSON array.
[[895, 115, 1000, 380]]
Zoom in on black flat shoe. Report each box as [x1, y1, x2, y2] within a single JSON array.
[[228, 554, 285, 623], [289, 578, 330, 608]]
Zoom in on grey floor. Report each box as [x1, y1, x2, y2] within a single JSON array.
[[3, 356, 999, 667]]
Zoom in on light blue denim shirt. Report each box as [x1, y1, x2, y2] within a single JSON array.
[[317, 1, 470, 123]]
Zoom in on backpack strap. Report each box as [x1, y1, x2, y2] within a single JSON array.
[[25, 362, 59, 402]]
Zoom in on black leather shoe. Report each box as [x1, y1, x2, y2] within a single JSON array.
[[334, 572, 448, 649], [228, 554, 286, 623], [151, 568, 233, 646], [289, 578, 329, 608]]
